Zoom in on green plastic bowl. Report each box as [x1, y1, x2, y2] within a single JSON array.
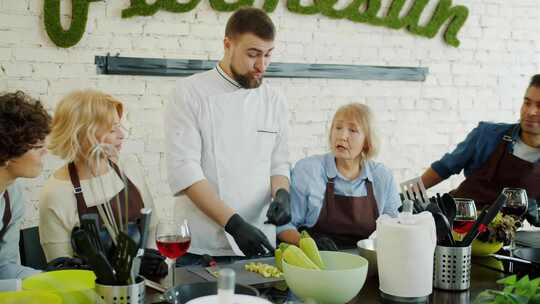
[[0, 291, 62, 304], [22, 270, 97, 304], [283, 251, 368, 304]]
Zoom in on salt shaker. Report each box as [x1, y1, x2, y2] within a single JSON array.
[[217, 268, 235, 304]]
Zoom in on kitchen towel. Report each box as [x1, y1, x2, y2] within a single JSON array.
[[376, 211, 436, 298]]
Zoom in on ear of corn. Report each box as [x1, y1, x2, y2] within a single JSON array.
[[282, 245, 320, 270], [278, 242, 290, 252], [275, 248, 283, 271], [299, 231, 325, 269]]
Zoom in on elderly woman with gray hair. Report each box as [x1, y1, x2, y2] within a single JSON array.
[[278, 103, 401, 250]]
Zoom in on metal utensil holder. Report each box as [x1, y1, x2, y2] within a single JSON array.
[[433, 245, 471, 291], [95, 277, 145, 304]]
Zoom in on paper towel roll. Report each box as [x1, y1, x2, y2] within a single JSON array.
[[376, 212, 437, 298]]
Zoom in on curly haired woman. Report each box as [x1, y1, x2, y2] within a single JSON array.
[[0, 91, 51, 279]]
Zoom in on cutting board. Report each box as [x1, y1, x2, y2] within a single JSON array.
[[186, 257, 284, 287]]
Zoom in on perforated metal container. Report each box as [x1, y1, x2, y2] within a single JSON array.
[[95, 277, 145, 304], [433, 245, 471, 291]]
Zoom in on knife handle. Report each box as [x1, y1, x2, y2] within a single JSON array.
[[138, 208, 152, 249]]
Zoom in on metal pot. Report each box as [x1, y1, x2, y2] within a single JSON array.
[[357, 239, 377, 277]]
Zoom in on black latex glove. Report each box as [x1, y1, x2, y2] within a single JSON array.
[[265, 188, 291, 226], [314, 236, 339, 251], [140, 248, 168, 281], [45, 257, 91, 272], [525, 199, 540, 227], [225, 214, 274, 257]]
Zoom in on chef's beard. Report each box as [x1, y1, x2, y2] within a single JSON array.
[[230, 64, 263, 89]]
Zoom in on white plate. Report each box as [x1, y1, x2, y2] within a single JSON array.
[[186, 294, 273, 304]]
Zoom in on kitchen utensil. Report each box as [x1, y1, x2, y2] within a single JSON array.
[[185, 257, 282, 288], [131, 208, 152, 281], [22, 270, 96, 304], [459, 192, 508, 247], [441, 193, 457, 225], [156, 282, 259, 304], [432, 212, 454, 246], [357, 238, 377, 277], [282, 251, 368, 304], [503, 247, 540, 265], [111, 231, 139, 285], [95, 275, 145, 304], [71, 227, 117, 285], [81, 213, 104, 253], [142, 276, 167, 293], [400, 177, 430, 208], [433, 245, 471, 291]]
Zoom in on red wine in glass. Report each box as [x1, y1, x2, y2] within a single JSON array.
[[157, 235, 191, 259], [501, 205, 527, 217], [453, 218, 476, 234]]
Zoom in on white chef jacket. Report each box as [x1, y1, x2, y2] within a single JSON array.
[[164, 65, 290, 256]]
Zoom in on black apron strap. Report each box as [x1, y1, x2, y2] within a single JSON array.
[[68, 162, 87, 224], [485, 125, 516, 181], [0, 191, 12, 242]]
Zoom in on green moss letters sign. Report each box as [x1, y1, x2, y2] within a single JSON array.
[[44, 0, 468, 48]]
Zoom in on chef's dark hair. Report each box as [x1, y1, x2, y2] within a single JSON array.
[[0, 91, 51, 166], [529, 74, 540, 88], [225, 7, 275, 41]]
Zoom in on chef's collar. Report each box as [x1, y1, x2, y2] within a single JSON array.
[[324, 153, 372, 182], [216, 63, 241, 89]]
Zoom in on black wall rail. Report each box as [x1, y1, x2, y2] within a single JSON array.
[[95, 55, 428, 81]]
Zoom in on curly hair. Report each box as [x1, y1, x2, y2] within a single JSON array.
[[0, 91, 52, 166]]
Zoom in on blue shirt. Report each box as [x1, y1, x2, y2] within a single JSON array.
[[277, 153, 401, 234], [431, 122, 540, 180], [0, 182, 40, 279]]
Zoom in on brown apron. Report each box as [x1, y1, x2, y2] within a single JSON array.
[[0, 191, 11, 242], [68, 161, 145, 227], [306, 177, 379, 248], [450, 126, 540, 208]]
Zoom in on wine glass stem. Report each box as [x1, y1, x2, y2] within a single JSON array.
[[170, 258, 176, 287]]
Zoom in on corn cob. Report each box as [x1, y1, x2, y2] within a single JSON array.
[[275, 248, 283, 271], [299, 231, 325, 269], [282, 245, 320, 270]]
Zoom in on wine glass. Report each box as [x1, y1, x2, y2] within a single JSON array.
[[501, 188, 528, 253], [156, 219, 191, 287], [452, 198, 477, 240]]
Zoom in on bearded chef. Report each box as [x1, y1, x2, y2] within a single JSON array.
[[164, 7, 291, 264]]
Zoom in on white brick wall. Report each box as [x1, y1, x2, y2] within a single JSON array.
[[0, 0, 539, 227]]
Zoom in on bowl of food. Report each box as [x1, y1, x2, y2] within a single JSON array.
[[357, 239, 377, 277], [282, 251, 368, 304]]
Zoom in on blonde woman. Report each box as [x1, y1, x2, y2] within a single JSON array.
[[39, 90, 167, 279], [277, 103, 400, 249]]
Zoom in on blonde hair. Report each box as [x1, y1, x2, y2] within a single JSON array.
[[329, 103, 378, 160], [48, 90, 123, 162]]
